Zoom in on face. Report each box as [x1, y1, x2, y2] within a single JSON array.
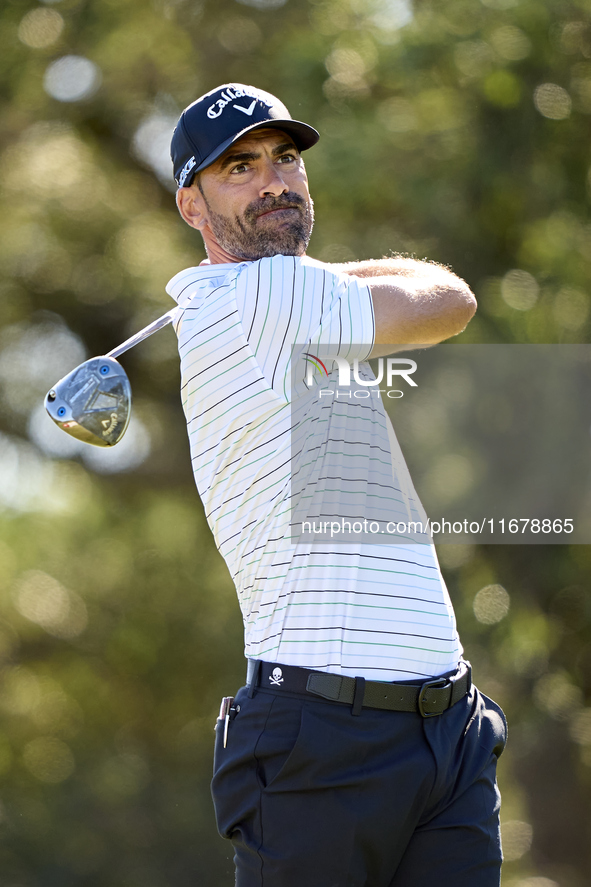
[[181, 129, 314, 261]]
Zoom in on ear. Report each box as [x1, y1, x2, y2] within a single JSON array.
[[176, 185, 209, 231]]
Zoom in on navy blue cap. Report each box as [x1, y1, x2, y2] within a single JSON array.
[[170, 83, 320, 188]]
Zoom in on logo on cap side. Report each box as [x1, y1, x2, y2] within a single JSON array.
[[207, 86, 273, 120], [178, 155, 197, 187]]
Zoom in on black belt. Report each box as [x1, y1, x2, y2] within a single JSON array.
[[246, 659, 471, 718]]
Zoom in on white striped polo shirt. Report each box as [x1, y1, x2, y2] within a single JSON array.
[[167, 255, 462, 681]]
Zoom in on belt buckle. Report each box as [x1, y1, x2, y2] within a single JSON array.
[[417, 677, 450, 718]]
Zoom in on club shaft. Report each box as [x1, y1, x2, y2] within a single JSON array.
[[106, 307, 180, 359]]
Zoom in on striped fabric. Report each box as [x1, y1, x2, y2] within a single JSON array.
[[167, 256, 462, 681]]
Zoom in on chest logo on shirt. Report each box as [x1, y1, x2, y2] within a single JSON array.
[[269, 667, 284, 686]]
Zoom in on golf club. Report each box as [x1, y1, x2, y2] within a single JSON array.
[[44, 306, 181, 447]]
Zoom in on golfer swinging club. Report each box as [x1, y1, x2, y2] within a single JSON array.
[[167, 83, 507, 887]]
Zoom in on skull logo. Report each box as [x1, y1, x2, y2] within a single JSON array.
[[269, 667, 284, 686]]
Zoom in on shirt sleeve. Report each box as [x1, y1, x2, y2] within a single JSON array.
[[233, 255, 375, 399]]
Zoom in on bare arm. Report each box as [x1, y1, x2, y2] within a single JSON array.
[[332, 257, 477, 357]]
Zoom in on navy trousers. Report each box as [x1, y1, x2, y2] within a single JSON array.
[[211, 675, 507, 887]]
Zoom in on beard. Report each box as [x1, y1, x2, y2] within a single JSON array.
[[204, 191, 315, 261]]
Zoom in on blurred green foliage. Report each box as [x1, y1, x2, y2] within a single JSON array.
[[1, 0, 591, 884]]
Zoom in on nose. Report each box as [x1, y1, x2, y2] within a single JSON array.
[[259, 159, 289, 198]]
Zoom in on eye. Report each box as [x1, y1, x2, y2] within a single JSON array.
[[230, 162, 251, 175], [277, 153, 297, 165]]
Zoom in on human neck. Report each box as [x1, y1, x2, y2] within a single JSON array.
[[202, 235, 246, 265]]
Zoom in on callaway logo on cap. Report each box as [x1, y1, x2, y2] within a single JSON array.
[[170, 83, 320, 188]]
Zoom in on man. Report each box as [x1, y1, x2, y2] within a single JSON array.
[[167, 83, 506, 887]]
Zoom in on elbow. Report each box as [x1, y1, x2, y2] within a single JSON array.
[[441, 284, 477, 338], [460, 286, 478, 331]]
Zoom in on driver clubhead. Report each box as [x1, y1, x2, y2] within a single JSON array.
[[45, 356, 131, 447]]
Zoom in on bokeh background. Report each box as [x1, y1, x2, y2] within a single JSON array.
[[1, 0, 591, 884]]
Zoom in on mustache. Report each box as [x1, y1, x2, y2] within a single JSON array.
[[243, 192, 307, 223]]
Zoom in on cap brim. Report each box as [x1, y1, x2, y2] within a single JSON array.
[[185, 119, 320, 184]]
